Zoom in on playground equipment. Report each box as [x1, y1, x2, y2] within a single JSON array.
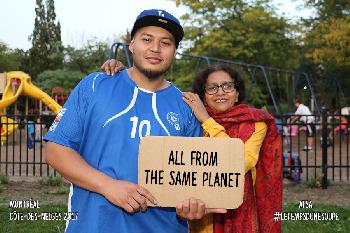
[[109, 42, 320, 115], [51, 86, 69, 106], [0, 71, 62, 142]]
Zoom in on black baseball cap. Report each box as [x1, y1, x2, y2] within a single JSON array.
[[131, 9, 184, 48]]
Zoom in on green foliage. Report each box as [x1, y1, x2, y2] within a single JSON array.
[[34, 69, 84, 94], [38, 176, 69, 195], [304, 0, 350, 20], [0, 43, 31, 74], [173, 72, 194, 91], [0, 174, 9, 185], [1, 0, 349, 112], [29, 0, 63, 78], [0, 43, 17, 71], [64, 40, 109, 74], [305, 176, 323, 188], [247, 85, 269, 108], [172, 0, 298, 68], [0, 204, 67, 233], [305, 175, 331, 189], [170, 57, 199, 91], [282, 202, 350, 233], [300, 0, 350, 109], [47, 186, 70, 195], [305, 16, 350, 67], [0, 174, 8, 194], [39, 176, 65, 187]]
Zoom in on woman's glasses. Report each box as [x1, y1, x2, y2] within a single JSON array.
[[205, 82, 236, 95]]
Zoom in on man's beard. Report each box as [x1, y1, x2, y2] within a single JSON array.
[[134, 58, 170, 81]]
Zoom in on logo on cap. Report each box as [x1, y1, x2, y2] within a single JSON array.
[[158, 10, 165, 17]]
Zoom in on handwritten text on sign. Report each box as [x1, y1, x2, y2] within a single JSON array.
[[138, 136, 245, 209]]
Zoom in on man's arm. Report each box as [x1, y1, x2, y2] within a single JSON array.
[[45, 142, 157, 213], [290, 113, 302, 124]]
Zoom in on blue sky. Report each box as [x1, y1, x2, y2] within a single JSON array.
[[0, 0, 313, 50]]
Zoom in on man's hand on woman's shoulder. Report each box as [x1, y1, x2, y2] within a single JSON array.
[[101, 59, 126, 75]]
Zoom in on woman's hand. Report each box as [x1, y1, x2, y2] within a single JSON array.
[[182, 92, 210, 124], [176, 197, 227, 220], [100, 59, 125, 75]]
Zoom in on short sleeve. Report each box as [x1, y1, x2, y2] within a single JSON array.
[[294, 107, 301, 115], [202, 117, 230, 138], [184, 110, 203, 137], [44, 76, 93, 152]]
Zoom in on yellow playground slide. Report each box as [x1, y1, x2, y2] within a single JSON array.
[[0, 71, 62, 142]]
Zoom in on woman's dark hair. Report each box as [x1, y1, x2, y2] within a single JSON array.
[[192, 64, 245, 104]]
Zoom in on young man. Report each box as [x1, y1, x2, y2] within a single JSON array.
[[290, 98, 315, 151], [45, 9, 224, 233]]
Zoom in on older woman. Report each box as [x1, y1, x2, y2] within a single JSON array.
[[101, 61, 282, 233], [182, 65, 282, 233]]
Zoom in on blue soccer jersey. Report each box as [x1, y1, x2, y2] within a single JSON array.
[[44, 70, 202, 233]]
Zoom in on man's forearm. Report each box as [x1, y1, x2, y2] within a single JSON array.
[[45, 142, 112, 195]]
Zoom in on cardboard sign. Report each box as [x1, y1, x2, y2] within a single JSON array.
[[138, 136, 245, 209]]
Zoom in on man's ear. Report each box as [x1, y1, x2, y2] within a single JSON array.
[[129, 39, 135, 54]]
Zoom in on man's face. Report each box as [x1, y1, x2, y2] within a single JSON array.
[[129, 26, 176, 80]]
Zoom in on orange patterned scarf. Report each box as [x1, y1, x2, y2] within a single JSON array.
[[207, 104, 282, 233]]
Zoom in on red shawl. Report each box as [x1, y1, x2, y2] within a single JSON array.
[[208, 104, 282, 233]]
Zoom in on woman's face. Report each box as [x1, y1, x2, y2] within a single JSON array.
[[204, 70, 239, 112]]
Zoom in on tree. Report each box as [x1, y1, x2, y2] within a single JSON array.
[[0, 42, 20, 71], [0, 42, 30, 73], [305, 16, 350, 67], [303, 16, 350, 108], [299, 0, 350, 108], [304, 0, 350, 21], [46, 0, 63, 69], [64, 39, 109, 74], [34, 69, 84, 95], [169, 0, 299, 108], [29, 0, 63, 78], [171, 0, 298, 67]]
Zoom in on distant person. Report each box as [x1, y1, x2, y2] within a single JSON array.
[[44, 9, 224, 233], [329, 111, 348, 141], [290, 98, 315, 151], [273, 113, 283, 133], [27, 118, 35, 149], [35, 117, 45, 142], [11, 78, 20, 94]]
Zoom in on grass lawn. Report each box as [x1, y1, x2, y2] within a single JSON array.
[[0, 204, 66, 233], [282, 202, 350, 233], [0, 202, 349, 233]]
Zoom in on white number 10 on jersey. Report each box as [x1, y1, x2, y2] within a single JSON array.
[[130, 116, 151, 139]]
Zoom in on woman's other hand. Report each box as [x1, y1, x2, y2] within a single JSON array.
[[101, 59, 125, 76], [176, 197, 227, 220], [182, 92, 210, 124]]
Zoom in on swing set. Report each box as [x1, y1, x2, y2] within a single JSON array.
[[108, 42, 320, 115]]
